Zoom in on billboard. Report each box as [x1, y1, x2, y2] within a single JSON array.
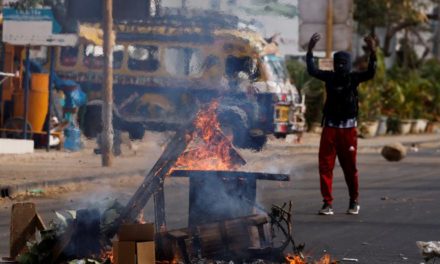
[[298, 0, 353, 51], [2, 2, 78, 46]]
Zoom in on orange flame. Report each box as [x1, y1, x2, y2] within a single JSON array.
[[173, 100, 238, 171], [137, 209, 146, 224], [286, 254, 306, 264], [285, 254, 334, 264], [100, 250, 114, 263]]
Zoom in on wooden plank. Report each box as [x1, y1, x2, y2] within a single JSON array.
[[9, 203, 36, 258], [154, 184, 166, 233], [106, 123, 194, 238], [170, 170, 290, 181], [34, 213, 47, 231], [50, 224, 75, 264]]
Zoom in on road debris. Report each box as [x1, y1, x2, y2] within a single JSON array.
[[341, 257, 358, 262], [416, 241, 440, 262], [381, 142, 407, 162]]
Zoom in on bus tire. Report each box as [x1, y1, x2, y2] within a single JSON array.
[[274, 132, 287, 139], [127, 122, 145, 140], [247, 134, 267, 151], [217, 111, 249, 150]]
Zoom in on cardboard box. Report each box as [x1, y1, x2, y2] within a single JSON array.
[[137, 241, 156, 264], [113, 241, 155, 264], [118, 223, 155, 241], [113, 223, 156, 264], [113, 241, 136, 264]]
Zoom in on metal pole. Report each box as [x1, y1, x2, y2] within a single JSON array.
[[46, 47, 55, 151], [326, 0, 334, 58], [23, 46, 31, 139], [0, 45, 5, 128], [434, 0, 440, 59], [102, 0, 114, 167]]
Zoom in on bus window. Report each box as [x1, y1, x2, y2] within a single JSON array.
[[60, 47, 79, 67], [113, 45, 124, 69], [127, 45, 159, 72], [164, 47, 203, 77], [83, 44, 124, 69], [262, 55, 288, 82], [225, 55, 259, 81]]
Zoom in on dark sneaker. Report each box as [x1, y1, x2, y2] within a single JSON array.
[[347, 201, 360, 215], [318, 203, 334, 215]]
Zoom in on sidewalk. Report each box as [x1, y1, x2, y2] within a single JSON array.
[[0, 132, 439, 196], [0, 132, 167, 196], [271, 132, 440, 149]]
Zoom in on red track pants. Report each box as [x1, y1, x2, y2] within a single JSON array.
[[319, 127, 359, 205]]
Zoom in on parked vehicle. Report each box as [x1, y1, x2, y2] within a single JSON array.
[[55, 11, 305, 149]]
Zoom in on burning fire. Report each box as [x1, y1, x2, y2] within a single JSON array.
[[137, 209, 146, 224], [100, 250, 114, 263], [285, 254, 334, 264], [173, 101, 238, 171]]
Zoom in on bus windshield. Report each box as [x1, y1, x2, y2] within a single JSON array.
[[262, 55, 288, 82]]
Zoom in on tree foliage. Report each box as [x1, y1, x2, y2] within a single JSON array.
[[354, 0, 431, 56]]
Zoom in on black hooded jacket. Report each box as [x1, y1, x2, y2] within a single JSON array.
[[306, 51, 376, 122]]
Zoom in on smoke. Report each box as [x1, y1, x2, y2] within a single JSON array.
[[187, 172, 257, 226]]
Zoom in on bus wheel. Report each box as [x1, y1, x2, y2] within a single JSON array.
[[247, 134, 267, 151], [217, 111, 249, 149], [2, 117, 33, 139], [83, 105, 102, 138], [274, 132, 287, 139], [127, 122, 145, 141]]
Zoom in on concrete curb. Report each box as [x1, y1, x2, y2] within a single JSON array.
[[271, 134, 440, 150], [0, 169, 144, 198]]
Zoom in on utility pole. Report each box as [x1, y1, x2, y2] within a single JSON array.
[[434, 1, 440, 60], [102, 0, 114, 167], [325, 0, 334, 58]]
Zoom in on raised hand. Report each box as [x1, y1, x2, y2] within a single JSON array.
[[308, 33, 321, 52], [364, 34, 378, 53]]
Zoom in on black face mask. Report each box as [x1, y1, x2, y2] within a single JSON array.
[[333, 51, 352, 75]]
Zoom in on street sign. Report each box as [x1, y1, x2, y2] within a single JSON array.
[[318, 58, 334, 71], [2, 6, 78, 46], [298, 0, 353, 52]]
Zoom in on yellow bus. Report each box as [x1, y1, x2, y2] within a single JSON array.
[[54, 14, 305, 149]]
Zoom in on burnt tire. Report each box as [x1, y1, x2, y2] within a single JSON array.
[[82, 105, 102, 138]]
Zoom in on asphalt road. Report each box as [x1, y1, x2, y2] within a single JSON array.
[[1, 145, 439, 263]]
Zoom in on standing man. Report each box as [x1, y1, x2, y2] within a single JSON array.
[[306, 33, 377, 215]]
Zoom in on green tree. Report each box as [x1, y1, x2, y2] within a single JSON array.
[[419, 59, 440, 120], [354, 0, 430, 56], [358, 49, 386, 121]]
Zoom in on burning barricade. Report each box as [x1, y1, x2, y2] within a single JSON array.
[[5, 102, 309, 264]]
